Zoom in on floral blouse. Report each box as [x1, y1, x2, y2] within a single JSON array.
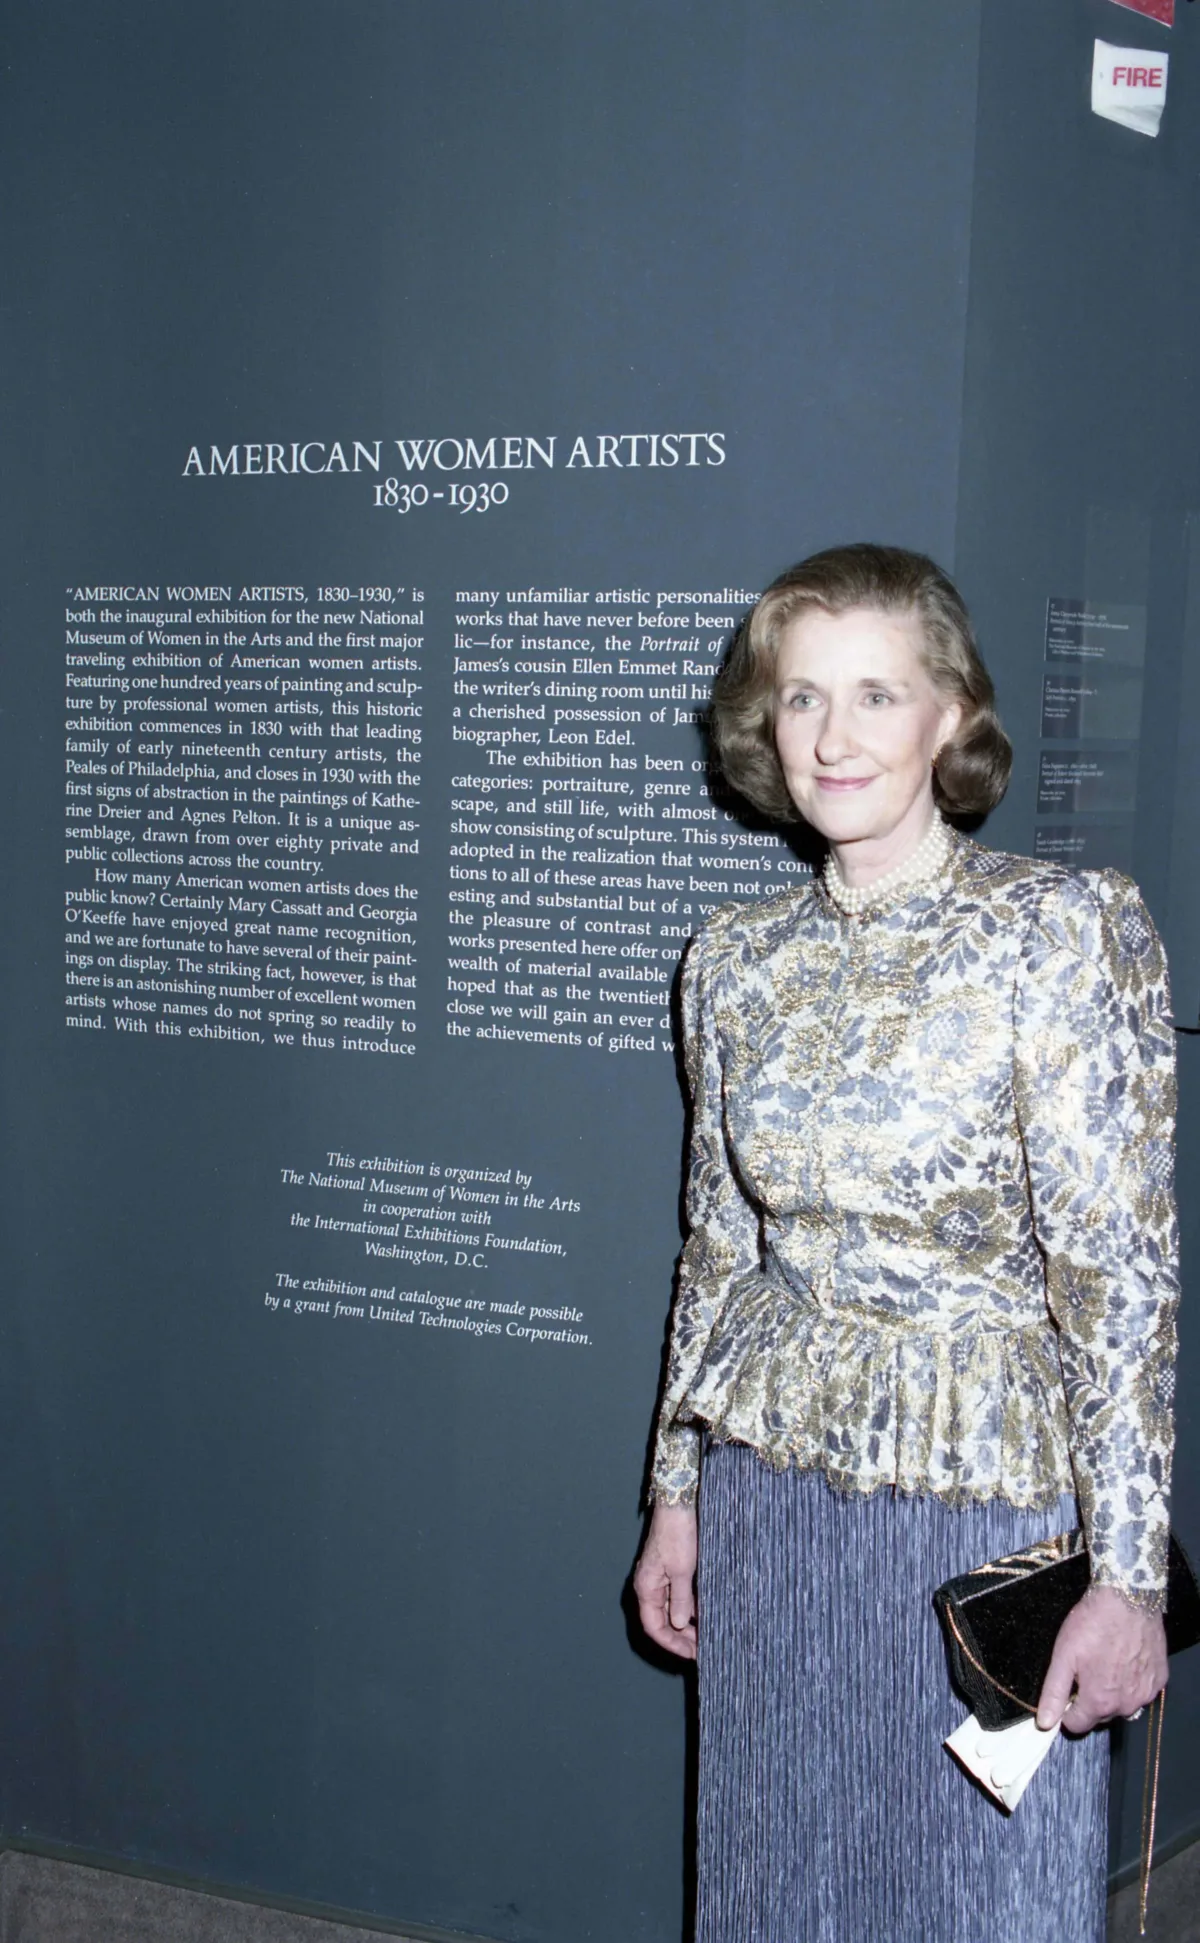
[[650, 832, 1179, 1607]]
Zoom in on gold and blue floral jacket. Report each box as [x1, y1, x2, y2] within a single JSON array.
[[651, 833, 1179, 1606]]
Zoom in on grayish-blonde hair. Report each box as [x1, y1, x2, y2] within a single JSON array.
[[712, 542, 1011, 821]]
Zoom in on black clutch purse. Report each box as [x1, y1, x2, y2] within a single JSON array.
[[934, 1528, 1200, 1732], [936, 1530, 1200, 1933]]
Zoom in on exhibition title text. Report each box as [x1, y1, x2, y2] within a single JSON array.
[[181, 434, 726, 477]]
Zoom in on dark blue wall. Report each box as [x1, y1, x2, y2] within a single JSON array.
[[953, 0, 1200, 1872], [5, 0, 1199, 1927], [0, 6, 985, 1939]]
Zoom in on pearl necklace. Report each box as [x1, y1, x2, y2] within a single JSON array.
[[823, 816, 953, 916]]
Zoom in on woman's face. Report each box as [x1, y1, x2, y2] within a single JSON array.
[[772, 604, 961, 857]]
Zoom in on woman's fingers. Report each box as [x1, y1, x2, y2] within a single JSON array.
[[633, 1503, 699, 1660], [1035, 1629, 1078, 1731], [666, 1566, 697, 1653], [1036, 1586, 1166, 1733], [633, 1563, 696, 1659]]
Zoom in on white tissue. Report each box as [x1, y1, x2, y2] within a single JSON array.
[[945, 1712, 1060, 1811]]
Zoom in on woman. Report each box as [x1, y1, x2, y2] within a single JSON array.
[[633, 544, 1178, 1942]]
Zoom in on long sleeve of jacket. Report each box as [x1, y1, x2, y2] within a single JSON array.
[[650, 920, 764, 1505], [1012, 870, 1179, 1605]]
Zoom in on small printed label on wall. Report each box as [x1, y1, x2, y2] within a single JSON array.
[[1092, 40, 1169, 134], [1045, 599, 1146, 667]]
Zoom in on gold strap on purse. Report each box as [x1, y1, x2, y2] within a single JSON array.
[[1138, 1690, 1165, 1938]]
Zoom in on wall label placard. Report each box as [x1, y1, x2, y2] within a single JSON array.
[[1033, 822, 1136, 873], [1044, 598, 1146, 667], [1036, 747, 1139, 816], [1039, 667, 1144, 739]]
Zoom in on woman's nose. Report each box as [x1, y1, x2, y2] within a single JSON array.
[[814, 703, 857, 765]]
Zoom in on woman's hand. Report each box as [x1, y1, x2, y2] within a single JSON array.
[[633, 1502, 698, 1659], [1036, 1585, 1167, 1734]]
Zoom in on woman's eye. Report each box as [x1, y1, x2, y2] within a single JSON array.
[[863, 690, 892, 706], [784, 691, 817, 710]]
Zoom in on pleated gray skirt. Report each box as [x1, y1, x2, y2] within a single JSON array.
[[697, 1440, 1109, 1943]]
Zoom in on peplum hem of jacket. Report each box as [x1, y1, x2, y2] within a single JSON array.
[[653, 1268, 1074, 1512]]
